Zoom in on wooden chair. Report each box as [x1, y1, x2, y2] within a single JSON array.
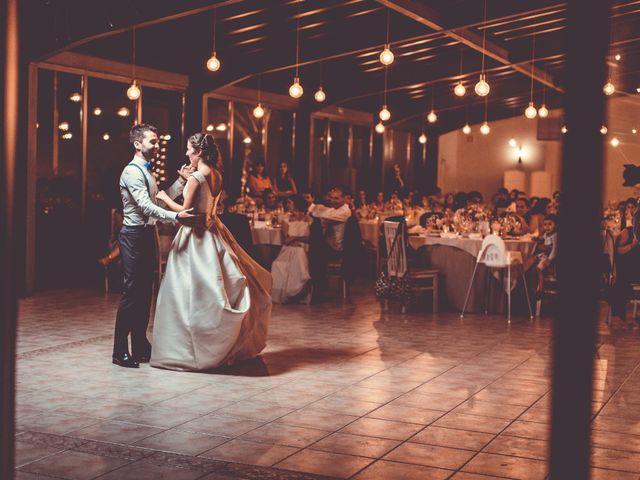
[[153, 223, 177, 291], [460, 234, 534, 323], [382, 219, 439, 313]]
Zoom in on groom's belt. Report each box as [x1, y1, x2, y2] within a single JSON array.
[[122, 223, 155, 229]]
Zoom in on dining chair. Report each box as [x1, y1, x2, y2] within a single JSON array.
[[460, 234, 534, 323]]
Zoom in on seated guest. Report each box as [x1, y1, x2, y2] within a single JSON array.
[[248, 159, 273, 197], [529, 197, 550, 236], [273, 162, 298, 200], [271, 196, 312, 304], [491, 187, 511, 213], [301, 188, 316, 214], [355, 190, 368, 209], [372, 191, 385, 209], [622, 197, 638, 229], [453, 192, 468, 211], [466, 191, 484, 207], [262, 189, 279, 212], [513, 197, 531, 235], [389, 192, 403, 210], [443, 193, 455, 212], [308, 187, 362, 300], [536, 214, 558, 292]]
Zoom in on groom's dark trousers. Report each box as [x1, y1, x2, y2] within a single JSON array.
[[114, 225, 155, 356]]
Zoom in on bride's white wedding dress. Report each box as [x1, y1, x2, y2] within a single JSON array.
[[150, 171, 272, 371]]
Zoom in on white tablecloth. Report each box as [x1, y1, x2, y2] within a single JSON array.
[[359, 219, 379, 247], [408, 234, 536, 263], [251, 221, 284, 246]]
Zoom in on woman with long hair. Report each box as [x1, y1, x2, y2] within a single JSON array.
[[152, 133, 272, 371]]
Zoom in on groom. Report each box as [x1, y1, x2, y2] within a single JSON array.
[[113, 123, 196, 368]]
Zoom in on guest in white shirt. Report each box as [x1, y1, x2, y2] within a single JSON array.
[[309, 187, 351, 253]]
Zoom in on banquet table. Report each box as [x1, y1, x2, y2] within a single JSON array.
[[408, 233, 537, 313]]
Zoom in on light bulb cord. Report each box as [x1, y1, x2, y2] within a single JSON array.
[[383, 66, 388, 105], [212, 8, 217, 53], [385, 8, 390, 46], [295, 0, 300, 77], [132, 27, 136, 81], [480, 0, 487, 74], [529, 30, 536, 102]]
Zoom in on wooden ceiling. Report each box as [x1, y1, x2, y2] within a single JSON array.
[[26, 0, 640, 133]]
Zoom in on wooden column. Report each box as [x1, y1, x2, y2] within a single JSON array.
[[549, 1, 610, 478], [1, 0, 19, 475]]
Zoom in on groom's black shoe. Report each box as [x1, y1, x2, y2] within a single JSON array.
[[112, 352, 140, 368], [133, 347, 151, 363]]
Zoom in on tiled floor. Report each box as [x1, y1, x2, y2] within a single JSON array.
[[12, 286, 640, 479]]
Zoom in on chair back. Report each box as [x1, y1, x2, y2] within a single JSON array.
[[383, 219, 407, 277], [477, 234, 509, 267]]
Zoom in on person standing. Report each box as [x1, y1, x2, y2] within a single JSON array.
[[113, 123, 195, 368]]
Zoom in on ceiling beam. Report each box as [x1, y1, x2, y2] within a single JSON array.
[[375, 0, 563, 92]]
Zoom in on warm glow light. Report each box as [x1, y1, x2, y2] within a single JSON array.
[[603, 80, 615, 96], [164, 134, 171, 140], [538, 104, 549, 118], [508, 138, 517, 148], [102, 133, 110, 141], [327, 136, 332, 143], [314, 87, 326, 103], [289, 77, 303, 98], [117, 107, 130, 117], [253, 103, 265, 119], [93, 107, 102, 116], [561, 125, 568, 134], [426, 110, 437, 123], [480, 122, 490, 135], [462, 123, 471, 135], [206, 52, 221, 72], [600, 125, 608, 135], [524, 102, 537, 119], [61, 132, 73, 140], [615, 53, 622, 61], [474, 74, 490, 97], [243, 137, 252, 144], [379, 45, 394, 66], [216, 123, 227, 132], [379, 105, 391, 121], [454, 82, 466, 97], [69, 92, 82, 102], [206, 124, 214, 132], [611, 137, 620, 147], [58, 121, 69, 131], [419, 133, 427, 144], [375, 122, 385, 134], [127, 81, 141, 100], [633, 128, 637, 134]]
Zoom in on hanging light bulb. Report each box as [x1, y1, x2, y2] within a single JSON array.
[[418, 133, 427, 144], [524, 102, 537, 119], [426, 110, 437, 123], [206, 52, 221, 72], [462, 123, 471, 135], [454, 82, 466, 97], [58, 121, 69, 131], [600, 125, 608, 135], [314, 86, 326, 103], [243, 137, 252, 144], [253, 103, 265, 119], [508, 138, 517, 148], [93, 107, 102, 116], [538, 104, 549, 118], [615, 53, 622, 61], [611, 137, 620, 147], [216, 123, 227, 132], [127, 80, 141, 101], [379, 45, 394, 66], [633, 128, 637, 134], [603, 80, 615, 96], [480, 122, 490, 135], [379, 105, 391, 122], [289, 77, 303, 98], [475, 74, 490, 97], [69, 92, 82, 103], [206, 124, 214, 132], [61, 132, 73, 140], [117, 107, 130, 117], [375, 122, 385, 134], [561, 125, 568, 134], [102, 133, 110, 141]]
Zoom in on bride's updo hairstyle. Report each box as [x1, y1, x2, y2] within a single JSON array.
[[189, 132, 220, 168]]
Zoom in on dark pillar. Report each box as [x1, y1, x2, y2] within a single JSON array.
[[294, 108, 311, 191], [550, 1, 610, 478], [1, 0, 18, 475], [184, 81, 205, 140], [424, 129, 439, 194]]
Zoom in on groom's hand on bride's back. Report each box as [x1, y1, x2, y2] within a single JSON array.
[[177, 208, 206, 227]]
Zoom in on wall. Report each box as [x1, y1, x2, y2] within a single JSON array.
[[438, 112, 562, 201], [437, 96, 640, 205]]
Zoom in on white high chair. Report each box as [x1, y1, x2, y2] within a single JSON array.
[[460, 235, 534, 323]]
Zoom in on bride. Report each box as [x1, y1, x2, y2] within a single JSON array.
[[151, 133, 272, 371]]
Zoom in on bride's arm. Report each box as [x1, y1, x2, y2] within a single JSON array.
[[158, 176, 200, 212]]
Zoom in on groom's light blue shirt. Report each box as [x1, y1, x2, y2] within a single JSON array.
[[119, 156, 184, 226]]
